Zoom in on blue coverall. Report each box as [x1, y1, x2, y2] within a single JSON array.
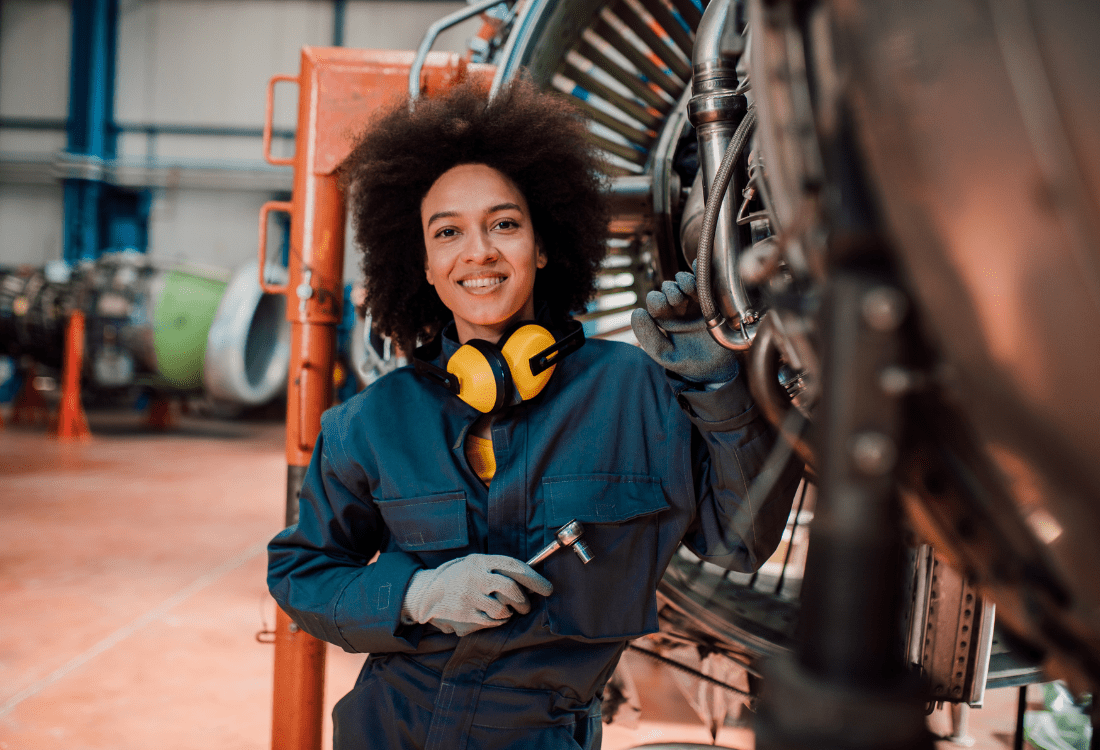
[[267, 324, 801, 750]]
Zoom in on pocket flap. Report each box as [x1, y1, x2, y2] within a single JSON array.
[[375, 491, 469, 552], [542, 475, 668, 526]]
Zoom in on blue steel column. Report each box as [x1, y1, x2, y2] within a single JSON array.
[[332, 0, 346, 47], [63, 0, 119, 263]]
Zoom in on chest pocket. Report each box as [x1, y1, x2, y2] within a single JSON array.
[[541, 475, 668, 642], [375, 491, 470, 559]]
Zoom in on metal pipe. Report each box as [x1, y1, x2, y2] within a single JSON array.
[[57, 310, 91, 441], [267, 48, 348, 750], [680, 172, 706, 264], [489, 0, 552, 96], [64, 0, 120, 263], [115, 122, 295, 140], [0, 117, 69, 130], [747, 313, 815, 467], [691, 0, 739, 89], [85, 0, 116, 160], [694, 105, 757, 349], [271, 607, 326, 750], [409, 0, 510, 102], [606, 174, 654, 218], [689, 0, 758, 351], [1014, 686, 1027, 750]]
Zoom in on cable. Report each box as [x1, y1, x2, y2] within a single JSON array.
[[773, 478, 809, 597], [627, 644, 754, 699]]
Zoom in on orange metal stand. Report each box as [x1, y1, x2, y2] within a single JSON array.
[[56, 310, 91, 441], [10, 362, 51, 427], [146, 394, 178, 430], [260, 48, 493, 750]]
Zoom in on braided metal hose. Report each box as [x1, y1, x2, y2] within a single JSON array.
[[696, 105, 757, 331]]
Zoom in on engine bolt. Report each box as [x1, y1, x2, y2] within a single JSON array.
[[861, 286, 908, 332], [851, 431, 897, 476]]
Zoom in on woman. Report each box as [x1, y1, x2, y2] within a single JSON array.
[[267, 78, 801, 750]]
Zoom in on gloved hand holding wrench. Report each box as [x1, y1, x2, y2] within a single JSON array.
[[400, 520, 592, 636]]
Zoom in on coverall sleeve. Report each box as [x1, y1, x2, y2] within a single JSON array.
[[673, 372, 804, 573], [267, 428, 424, 654]]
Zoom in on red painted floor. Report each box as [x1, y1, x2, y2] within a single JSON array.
[[0, 410, 1031, 749]]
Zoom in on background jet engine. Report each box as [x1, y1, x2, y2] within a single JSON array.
[[0, 254, 290, 408]]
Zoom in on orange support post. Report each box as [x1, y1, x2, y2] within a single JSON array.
[[261, 48, 494, 750], [10, 362, 51, 427], [146, 394, 177, 430], [56, 310, 91, 441]]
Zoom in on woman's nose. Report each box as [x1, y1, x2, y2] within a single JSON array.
[[463, 231, 498, 263]]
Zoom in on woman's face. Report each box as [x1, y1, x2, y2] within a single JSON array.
[[422, 163, 547, 344]]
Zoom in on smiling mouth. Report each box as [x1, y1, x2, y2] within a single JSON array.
[[459, 276, 506, 290]]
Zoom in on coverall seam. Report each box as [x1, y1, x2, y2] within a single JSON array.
[[686, 403, 760, 433], [469, 717, 579, 731], [323, 411, 358, 491], [380, 494, 468, 550], [331, 565, 371, 653], [731, 446, 757, 553]]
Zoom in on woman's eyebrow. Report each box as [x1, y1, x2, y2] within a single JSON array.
[[426, 210, 458, 228], [427, 203, 524, 229]]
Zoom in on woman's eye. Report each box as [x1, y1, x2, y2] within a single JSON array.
[[495, 220, 517, 230], [435, 227, 458, 238]]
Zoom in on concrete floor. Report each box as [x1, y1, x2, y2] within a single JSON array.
[[0, 410, 1033, 750]]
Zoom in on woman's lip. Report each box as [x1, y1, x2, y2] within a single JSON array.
[[458, 275, 507, 290]]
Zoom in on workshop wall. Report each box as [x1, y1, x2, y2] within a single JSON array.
[[0, 0, 71, 266], [0, 0, 480, 277]]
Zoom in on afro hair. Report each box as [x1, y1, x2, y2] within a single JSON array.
[[339, 77, 610, 353]]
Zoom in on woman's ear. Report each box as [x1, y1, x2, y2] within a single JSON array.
[[424, 251, 436, 286], [536, 241, 548, 269]]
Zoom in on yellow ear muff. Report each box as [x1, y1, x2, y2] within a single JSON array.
[[500, 324, 558, 401], [413, 320, 582, 412], [446, 342, 506, 413]]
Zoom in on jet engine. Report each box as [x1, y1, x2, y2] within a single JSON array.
[[471, 0, 1100, 743], [0, 253, 290, 407]]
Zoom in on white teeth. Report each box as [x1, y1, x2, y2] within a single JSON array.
[[460, 277, 505, 289]]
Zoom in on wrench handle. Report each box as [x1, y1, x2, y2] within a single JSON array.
[[526, 540, 561, 567]]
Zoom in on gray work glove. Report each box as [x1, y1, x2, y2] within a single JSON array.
[[401, 554, 553, 637], [630, 270, 740, 384]]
